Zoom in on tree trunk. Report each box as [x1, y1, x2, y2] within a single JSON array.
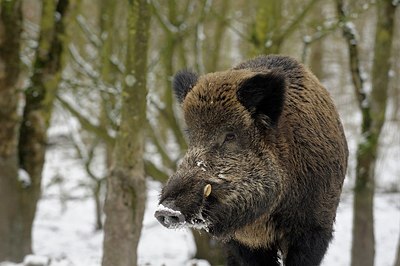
[[0, 0, 23, 262], [350, 1, 397, 266], [308, 2, 325, 80], [15, 0, 70, 261], [250, 0, 283, 56], [101, 0, 151, 265]]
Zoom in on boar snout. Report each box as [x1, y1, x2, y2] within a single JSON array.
[[154, 200, 186, 229]]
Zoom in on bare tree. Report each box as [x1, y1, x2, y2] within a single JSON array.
[[0, 0, 73, 262], [0, 0, 24, 261], [101, 0, 151, 265], [336, 0, 398, 265]]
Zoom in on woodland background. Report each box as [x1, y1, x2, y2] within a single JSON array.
[[0, 0, 399, 265]]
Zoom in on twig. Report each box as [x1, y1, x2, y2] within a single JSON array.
[[57, 94, 115, 145]]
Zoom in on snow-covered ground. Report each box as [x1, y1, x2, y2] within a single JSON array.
[[1, 182, 399, 266]]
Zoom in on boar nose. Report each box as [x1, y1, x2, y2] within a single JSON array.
[[154, 200, 186, 229]]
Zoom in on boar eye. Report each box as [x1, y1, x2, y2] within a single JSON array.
[[224, 132, 236, 143]]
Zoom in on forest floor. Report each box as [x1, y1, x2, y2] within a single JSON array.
[[1, 179, 399, 266]]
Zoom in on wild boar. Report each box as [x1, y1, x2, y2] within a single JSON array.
[[155, 55, 348, 266]]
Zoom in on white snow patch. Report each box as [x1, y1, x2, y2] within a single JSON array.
[[125, 74, 136, 87], [196, 161, 207, 172], [265, 39, 273, 48], [186, 259, 211, 266], [23, 254, 49, 266], [218, 173, 226, 179], [156, 204, 183, 216], [361, 97, 370, 108], [18, 168, 31, 187], [303, 35, 312, 43]]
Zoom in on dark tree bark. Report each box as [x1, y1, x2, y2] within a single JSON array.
[[101, 0, 151, 265], [0, 0, 68, 261], [18, 0, 70, 259], [0, 0, 71, 262], [0, 0, 24, 262], [351, 1, 397, 266]]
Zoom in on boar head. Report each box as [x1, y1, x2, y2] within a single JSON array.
[[155, 69, 286, 239]]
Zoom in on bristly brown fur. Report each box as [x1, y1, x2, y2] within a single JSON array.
[[158, 55, 348, 266]]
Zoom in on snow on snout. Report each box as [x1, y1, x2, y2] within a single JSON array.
[[156, 204, 183, 216], [155, 204, 186, 229]]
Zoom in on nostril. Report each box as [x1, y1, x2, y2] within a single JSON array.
[[154, 203, 186, 229], [168, 215, 181, 224]]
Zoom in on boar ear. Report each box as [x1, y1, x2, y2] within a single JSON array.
[[173, 70, 199, 103], [237, 71, 286, 126]]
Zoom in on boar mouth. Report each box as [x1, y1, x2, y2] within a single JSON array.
[[187, 211, 210, 232]]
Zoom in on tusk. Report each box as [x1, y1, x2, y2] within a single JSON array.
[[203, 184, 212, 197]]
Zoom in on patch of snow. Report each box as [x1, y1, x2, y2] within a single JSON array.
[[156, 204, 182, 216], [125, 74, 136, 87], [361, 97, 370, 108], [265, 39, 273, 48], [18, 168, 31, 188], [23, 255, 49, 266], [303, 35, 312, 44], [186, 259, 211, 266], [196, 161, 207, 172], [344, 22, 356, 34]]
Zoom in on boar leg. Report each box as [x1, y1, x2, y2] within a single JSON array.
[[225, 240, 280, 266], [284, 229, 331, 266]]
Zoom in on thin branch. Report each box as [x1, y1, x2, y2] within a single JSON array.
[[146, 118, 176, 170], [150, 0, 179, 33], [209, 9, 252, 42], [336, 0, 369, 112], [76, 14, 102, 48], [280, 0, 320, 39], [301, 20, 341, 62], [57, 95, 115, 145], [301, 0, 375, 63], [68, 44, 99, 80], [144, 159, 169, 182], [149, 98, 187, 152], [71, 133, 104, 183]]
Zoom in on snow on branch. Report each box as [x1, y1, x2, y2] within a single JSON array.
[[68, 44, 99, 80], [335, 0, 370, 112], [76, 14, 102, 48]]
